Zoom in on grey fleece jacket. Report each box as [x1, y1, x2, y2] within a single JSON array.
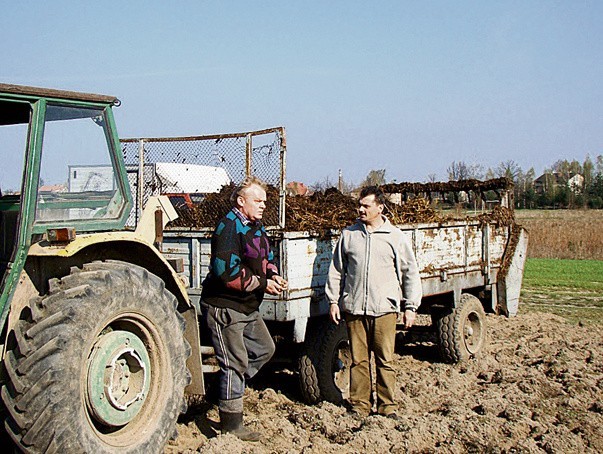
[[326, 217, 423, 316]]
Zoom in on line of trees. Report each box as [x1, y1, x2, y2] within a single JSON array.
[[446, 155, 603, 209], [311, 155, 603, 210]]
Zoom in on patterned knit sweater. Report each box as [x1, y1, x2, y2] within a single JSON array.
[[201, 208, 279, 314]]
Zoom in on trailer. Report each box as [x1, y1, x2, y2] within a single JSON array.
[[121, 129, 528, 404]]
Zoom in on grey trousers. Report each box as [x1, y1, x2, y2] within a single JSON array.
[[202, 302, 275, 412]]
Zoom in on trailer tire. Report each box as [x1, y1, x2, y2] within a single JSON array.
[[1, 260, 190, 453], [297, 318, 350, 404], [297, 336, 321, 404], [434, 294, 487, 363]]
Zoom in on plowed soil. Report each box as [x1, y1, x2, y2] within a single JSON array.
[[167, 312, 603, 453]]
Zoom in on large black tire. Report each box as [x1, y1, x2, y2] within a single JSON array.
[[433, 293, 487, 363], [1, 260, 190, 453], [297, 319, 350, 404]]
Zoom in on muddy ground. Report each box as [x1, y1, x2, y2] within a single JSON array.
[[167, 312, 603, 453]]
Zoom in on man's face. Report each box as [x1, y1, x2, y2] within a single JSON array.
[[358, 194, 383, 224], [237, 184, 267, 221]]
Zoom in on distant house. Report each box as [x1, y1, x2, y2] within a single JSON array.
[[567, 174, 584, 193], [286, 181, 309, 196], [39, 184, 67, 193], [533, 172, 564, 194], [533, 172, 583, 194]]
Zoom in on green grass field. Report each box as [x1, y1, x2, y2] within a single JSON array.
[[520, 258, 603, 324]]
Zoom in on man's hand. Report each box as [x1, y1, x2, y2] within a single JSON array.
[[402, 309, 417, 329], [266, 276, 288, 295], [329, 303, 341, 325], [273, 275, 288, 290], [266, 279, 282, 295]]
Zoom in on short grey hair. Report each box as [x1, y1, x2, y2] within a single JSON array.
[[230, 176, 268, 205]]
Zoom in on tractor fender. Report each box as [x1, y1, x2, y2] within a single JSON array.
[[27, 232, 190, 307], [12, 234, 205, 396]]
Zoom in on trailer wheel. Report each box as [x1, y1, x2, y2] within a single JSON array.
[[434, 294, 487, 363], [1, 260, 190, 453], [297, 319, 350, 404]]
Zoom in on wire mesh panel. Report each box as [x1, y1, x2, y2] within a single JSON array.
[[121, 127, 286, 229]]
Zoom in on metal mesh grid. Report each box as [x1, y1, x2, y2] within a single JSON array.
[[121, 127, 286, 229]]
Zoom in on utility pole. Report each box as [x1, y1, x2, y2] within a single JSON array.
[[338, 169, 343, 192]]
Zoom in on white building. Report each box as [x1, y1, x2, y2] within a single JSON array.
[[153, 162, 230, 194], [567, 174, 584, 194]]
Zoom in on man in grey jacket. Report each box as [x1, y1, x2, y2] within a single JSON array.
[[327, 186, 422, 418]]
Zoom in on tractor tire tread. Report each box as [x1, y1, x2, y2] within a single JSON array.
[[1, 260, 190, 453]]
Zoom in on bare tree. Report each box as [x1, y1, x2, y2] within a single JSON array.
[[361, 169, 387, 187], [341, 179, 356, 194], [447, 161, 483, 181], [311, 174, 356, 194], [596, 155, 603, 176], [552, 159, 582, 180], [310, 175, 335, 192], [495, 160, 522, 182], [583, 155, 595, 188]]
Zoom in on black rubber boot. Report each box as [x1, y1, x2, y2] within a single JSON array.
[[219, 410, 261, 442]]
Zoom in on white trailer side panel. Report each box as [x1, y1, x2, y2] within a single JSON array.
[[163, 220, 513, 338]]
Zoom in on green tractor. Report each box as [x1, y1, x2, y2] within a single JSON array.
[[0, 84, 205, 452]]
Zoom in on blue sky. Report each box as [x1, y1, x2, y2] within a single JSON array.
[[2, 1, 603, 185]]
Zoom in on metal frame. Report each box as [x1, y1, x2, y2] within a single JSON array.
[[121, 126, 287, 229]]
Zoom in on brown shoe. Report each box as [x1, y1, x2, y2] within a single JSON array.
[[347, 407, 370, 419], [384, 412, 401, 421]]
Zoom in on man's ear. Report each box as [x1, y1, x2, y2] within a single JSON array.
[[237, 195, 245, 207]]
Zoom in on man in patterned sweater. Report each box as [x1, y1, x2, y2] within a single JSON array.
[[201, 176, 288, 441]]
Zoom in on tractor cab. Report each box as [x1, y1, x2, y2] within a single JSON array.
[[0, 84, 132, 322]]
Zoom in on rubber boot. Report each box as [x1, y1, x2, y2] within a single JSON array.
[[219, 410, 261, 442]]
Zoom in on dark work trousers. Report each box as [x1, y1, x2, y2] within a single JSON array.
[[201, 302, 275, 413]]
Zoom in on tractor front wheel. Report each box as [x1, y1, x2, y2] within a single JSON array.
[[1, 260, 190, 453]]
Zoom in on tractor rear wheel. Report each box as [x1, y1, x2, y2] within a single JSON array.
[[1, 260, 190, 453]]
